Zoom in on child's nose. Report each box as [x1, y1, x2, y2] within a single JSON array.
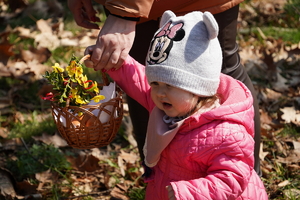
[[156, 87, 166, 97]]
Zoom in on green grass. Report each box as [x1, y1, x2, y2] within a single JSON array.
[[239, 0, 300, 45], [5, 143, 71, 181], [8, 111, 56, 140], [278, 124, 300, 138], [284, 0, 300, 27], [0, 77, 22, 93], [127, 187, 146, 200], [260, 27, 300, 44], [261, 123, 300, 199]]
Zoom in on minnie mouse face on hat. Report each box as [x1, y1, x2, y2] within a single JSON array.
[[147, 21, 185, 65]]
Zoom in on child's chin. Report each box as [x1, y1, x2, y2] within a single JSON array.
[[164, 112, 177, 118]]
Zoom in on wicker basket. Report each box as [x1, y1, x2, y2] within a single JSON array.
[[50, 56, 123, 149]]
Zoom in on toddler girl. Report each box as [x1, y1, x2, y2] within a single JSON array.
[[86, 10, 268, 200]]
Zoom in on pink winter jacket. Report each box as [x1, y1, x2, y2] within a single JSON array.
[[108, 56, 268, 200]]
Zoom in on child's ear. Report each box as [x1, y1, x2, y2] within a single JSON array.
[[203, 11, 219, 40], [159, 10, 176, 28]]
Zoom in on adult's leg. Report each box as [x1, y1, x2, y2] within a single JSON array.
[[213, 5, 262, 176], [128, 20, 159, 161]]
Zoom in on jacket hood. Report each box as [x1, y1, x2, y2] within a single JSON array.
[[181, 73, 255, 137]]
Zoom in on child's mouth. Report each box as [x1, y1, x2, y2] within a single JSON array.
[[162, 102, 172, 109]]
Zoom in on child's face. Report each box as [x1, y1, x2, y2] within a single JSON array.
[[150, 81, 198, 117]]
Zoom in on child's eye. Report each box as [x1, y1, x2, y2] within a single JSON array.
[[166, 84, 172, 88], [150, 82, 159, 86]]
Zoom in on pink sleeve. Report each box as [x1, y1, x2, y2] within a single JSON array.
[[107, 56, 155, 112]]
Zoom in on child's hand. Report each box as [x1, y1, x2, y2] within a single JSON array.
[[166, 185, 176, 200]]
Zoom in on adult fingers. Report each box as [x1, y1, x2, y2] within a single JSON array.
[[81, 0, 100, 22], [84, 46, 96, 69], [68, 0, 99, 29], [93, 33, 133, 70], [90, 41, 106, 71], [74, 11, 100, 29], [109, 47, 129, 70]]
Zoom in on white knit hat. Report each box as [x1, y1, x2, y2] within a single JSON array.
[[145, 10, 222, 96]]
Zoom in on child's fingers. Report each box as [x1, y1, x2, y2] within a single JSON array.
[[166, 185, 176, 200]]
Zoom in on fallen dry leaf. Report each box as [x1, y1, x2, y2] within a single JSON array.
[[259, 142, 269, 161], [280, 107, 300, 125], [72, 153, 102, 172], [277, 155, 300, 164], [110, 184, 129, 200], [14, 26, 33, 38], [259, 88, 282, 104], [283, 188, 300, 199], [119, 150, 139, 164], [15, 181, 37, 196], [34, 32, 60, 51], [292, 140, 300, 150], [33, 133, 68, 148], [19, 47, 51, 63], [36, 19, 53, 33], [270, 70, 289, 92], [35, 169, 54, 184], [0, 127, 9, 138], [278, 180, 290, 188], [0, 43, 14, 65], [0, 168, 16, 197]]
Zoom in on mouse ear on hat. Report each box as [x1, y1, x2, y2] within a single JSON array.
[[159, 10, 176, 28], [203, 11, 219, 40]]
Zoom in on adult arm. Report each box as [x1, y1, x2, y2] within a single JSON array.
[[93, 0, 154, 18], [69, 0, 155, 72], [90, 0, 156, 71]]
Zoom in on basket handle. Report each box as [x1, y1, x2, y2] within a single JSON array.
[[79, 54, 109, 86]]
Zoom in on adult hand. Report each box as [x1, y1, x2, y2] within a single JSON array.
[[85, 14, 136, 71], [166, 185, 176, 200], [67, 0, 100, 29]]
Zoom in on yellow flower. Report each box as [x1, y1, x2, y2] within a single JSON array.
[[79, 75, 88, 87], [70, 88, 78, 96], [77, 112, 84, 117], [91, 95, 105, 103], [66, 64, 74, 77], [52, 63, 64, 73], [93, 81, 99, 93], [66, 61, 83, 79], [75, 95, 86, 105], [43, 55, 108, 107], [75, 67, 83, 78], [70, 88, 88, 105]]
